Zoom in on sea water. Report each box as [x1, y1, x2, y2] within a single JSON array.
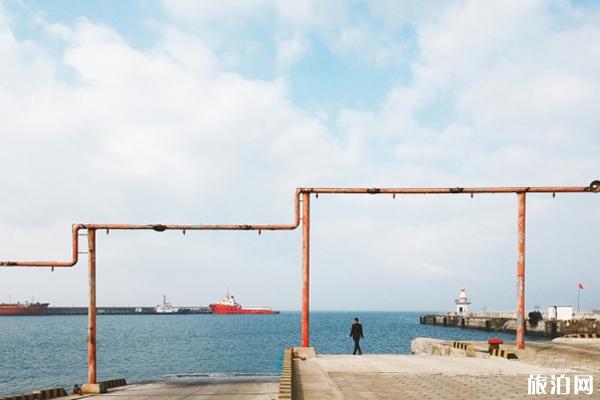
[[0, 311, 526, 396]]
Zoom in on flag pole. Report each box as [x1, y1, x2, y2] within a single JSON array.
[[577, 282, 584, 315]]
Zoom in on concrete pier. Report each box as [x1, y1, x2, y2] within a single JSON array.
[[45, 307, 212, 315], [291, 339, 600, 399], [420, 313, 600, 338], [68, 376, 279, 400], [293, 355, 568, 399]]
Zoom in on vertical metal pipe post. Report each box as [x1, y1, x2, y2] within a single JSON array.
[[301, 193, 310, 347], [87, 229, 97, 383], [516, 193, 526, 349]]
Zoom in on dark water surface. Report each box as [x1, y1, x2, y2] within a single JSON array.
[[0, 312, 526, 395]]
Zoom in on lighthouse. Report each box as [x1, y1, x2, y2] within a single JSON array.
[[455, 288, 471, 316]]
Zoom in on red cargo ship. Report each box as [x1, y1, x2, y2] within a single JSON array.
[[0, 301, 49, 316], [209, 290, 278, 314]]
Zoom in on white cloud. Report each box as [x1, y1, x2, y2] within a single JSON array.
[[160, 0, 408, 68], [275, 33, 309, 69], [338, 0, 600, 184]]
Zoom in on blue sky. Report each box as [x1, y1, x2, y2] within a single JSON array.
[[5, 0, 416, 115], [0, 0, 599, 312]]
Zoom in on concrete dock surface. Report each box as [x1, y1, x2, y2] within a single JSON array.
[[507, 340, 600, 371], [293, 354, 586, 399], [71, 377, 279, 400], [292, 340, 600, 399]]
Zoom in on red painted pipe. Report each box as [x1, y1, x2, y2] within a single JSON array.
[[299, 186, 592, 194], [302, 193, 310, 347], [87, 229, 97, 384], [516, 193, 526, 349]]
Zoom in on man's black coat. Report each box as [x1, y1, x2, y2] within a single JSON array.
[[350, 322, 364, 340]]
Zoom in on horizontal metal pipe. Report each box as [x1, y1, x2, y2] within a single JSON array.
[[81, 188, 303, 232], [299, 186, 594, 194], [80, 223, 299, 231]]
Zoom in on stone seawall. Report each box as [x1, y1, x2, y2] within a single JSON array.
[[419, 314, 600, 338]]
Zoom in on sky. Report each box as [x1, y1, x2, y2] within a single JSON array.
[[0, 0, 599, 312]]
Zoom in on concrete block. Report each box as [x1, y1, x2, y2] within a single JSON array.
[[411, 338, 453, 356], [1, 387, 68, 400], [32, 388, 67, 399], [80, 383, 107, 394], [98, 378, 127, 389], [293, 346, 316, 359]]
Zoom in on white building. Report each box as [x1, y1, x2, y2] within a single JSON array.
[[455, 288, 471, 316], [548, 305, 573, 321]]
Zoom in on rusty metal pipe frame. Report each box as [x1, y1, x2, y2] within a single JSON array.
[[0, 185, 593, 268], [0, 183, 598, 383]]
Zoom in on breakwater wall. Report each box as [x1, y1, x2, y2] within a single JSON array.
[[420, 313, 600, 338], [46, 307, 212, 315]]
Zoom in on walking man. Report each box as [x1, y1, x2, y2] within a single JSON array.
[[349, 317, 364, 355]]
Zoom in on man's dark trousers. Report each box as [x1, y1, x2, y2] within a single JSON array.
[[352, 337, 362, 355]]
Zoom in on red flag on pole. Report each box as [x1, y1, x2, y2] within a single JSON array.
[[579, 282, 584, 289]]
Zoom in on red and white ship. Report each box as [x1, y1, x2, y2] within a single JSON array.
[[0, 301, 49, 316], [209, 290, 278, 314]]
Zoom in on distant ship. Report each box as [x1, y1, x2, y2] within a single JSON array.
[[209, 290, 278, 314], [0, 301, 49, 316], [155, 295, 177, 313]]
